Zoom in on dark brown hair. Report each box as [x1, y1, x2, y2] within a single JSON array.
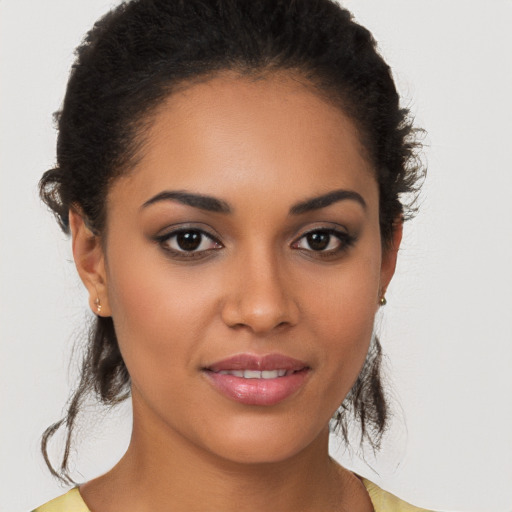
[[40, 0, 424, 483]]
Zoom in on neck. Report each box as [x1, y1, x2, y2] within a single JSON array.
[[80, 395, 373, 512]]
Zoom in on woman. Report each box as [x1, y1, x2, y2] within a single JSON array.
[[33, 0, 430, 510]]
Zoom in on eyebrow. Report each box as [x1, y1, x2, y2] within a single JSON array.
[[141, 188, 366, 215], [289, 189, 367, 215], [141, 190, 231, 213]]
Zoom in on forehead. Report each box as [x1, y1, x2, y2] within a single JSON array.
[[109, 72, 378, 214]]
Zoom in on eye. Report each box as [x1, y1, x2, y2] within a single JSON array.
[[157, 228, 222, 256], [292, 228, 355, 254]]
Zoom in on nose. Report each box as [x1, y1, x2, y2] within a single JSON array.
[[220, 251, 299, 335]]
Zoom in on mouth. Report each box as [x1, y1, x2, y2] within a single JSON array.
[[212, 369, 298, 378], [203, 353, 310, 406]]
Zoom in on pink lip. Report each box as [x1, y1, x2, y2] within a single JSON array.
[[207, 353, 308, 372], [203, 353, 310, 406]]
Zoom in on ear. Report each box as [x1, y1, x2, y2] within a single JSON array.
[[379, 217, 403, 304], [69, 208, 112, 317]]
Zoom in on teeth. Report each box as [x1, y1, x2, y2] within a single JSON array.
[[244, 370, 262, 379], [216, 369, 292, 379], [218, 370, 244, 377]]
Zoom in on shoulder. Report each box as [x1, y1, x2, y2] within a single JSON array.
[[361, 478, 437, 512], [31, 488, 90, 512]]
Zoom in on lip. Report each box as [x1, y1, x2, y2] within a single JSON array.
[[207, 353, 308, 372], [203, 353, 310, 406]]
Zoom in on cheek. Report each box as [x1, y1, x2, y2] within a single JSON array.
[[304, 247, 380, 334], [104, 244, 220, 387], [301, 250, 381, 394], [104, 224, 382, 420]]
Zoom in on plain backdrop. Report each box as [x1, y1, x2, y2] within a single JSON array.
[[1, 1, 511, 511]]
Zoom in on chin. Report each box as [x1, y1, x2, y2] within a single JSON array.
[[197, 416, 328, 466]]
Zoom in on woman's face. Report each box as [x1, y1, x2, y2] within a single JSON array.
[[75, 72, 399, 465]]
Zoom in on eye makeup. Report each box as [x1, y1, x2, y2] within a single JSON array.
[[151, 221, 358, 263], [291, 227, 357, 260], [153, 224, 223, 261]]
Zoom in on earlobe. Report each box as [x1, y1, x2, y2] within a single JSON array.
[[69, 208, 112, 317], [379, 217, 403, 305]]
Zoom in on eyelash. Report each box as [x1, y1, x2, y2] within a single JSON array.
[[291, 228, 356, 258], [154, 228, 223, 260], [154, 227, 356, 260]]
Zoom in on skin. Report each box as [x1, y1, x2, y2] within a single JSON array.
[[71, 72, 402, 511]]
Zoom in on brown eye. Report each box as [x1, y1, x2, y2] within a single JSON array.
[[159, 229, 222, 254], [292, 228, 355, 255], [297, 230, 342, 252], [176, 231, 203, 251], [305, 231, 331, 251]]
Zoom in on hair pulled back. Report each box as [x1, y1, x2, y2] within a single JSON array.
[[40, 0, 424, 483]]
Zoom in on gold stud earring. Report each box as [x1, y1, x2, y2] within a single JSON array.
[[379, 296, 387, 306], [94, 297, 102, 313]]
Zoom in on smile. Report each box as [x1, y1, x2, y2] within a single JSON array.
[[215, 369, 292, 378], [204, 353, 310, 406]]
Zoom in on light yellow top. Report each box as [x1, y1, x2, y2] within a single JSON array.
[[361, 478, 434, 511], [32, 489, 87, 512], [32, 479, 435, 511]]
